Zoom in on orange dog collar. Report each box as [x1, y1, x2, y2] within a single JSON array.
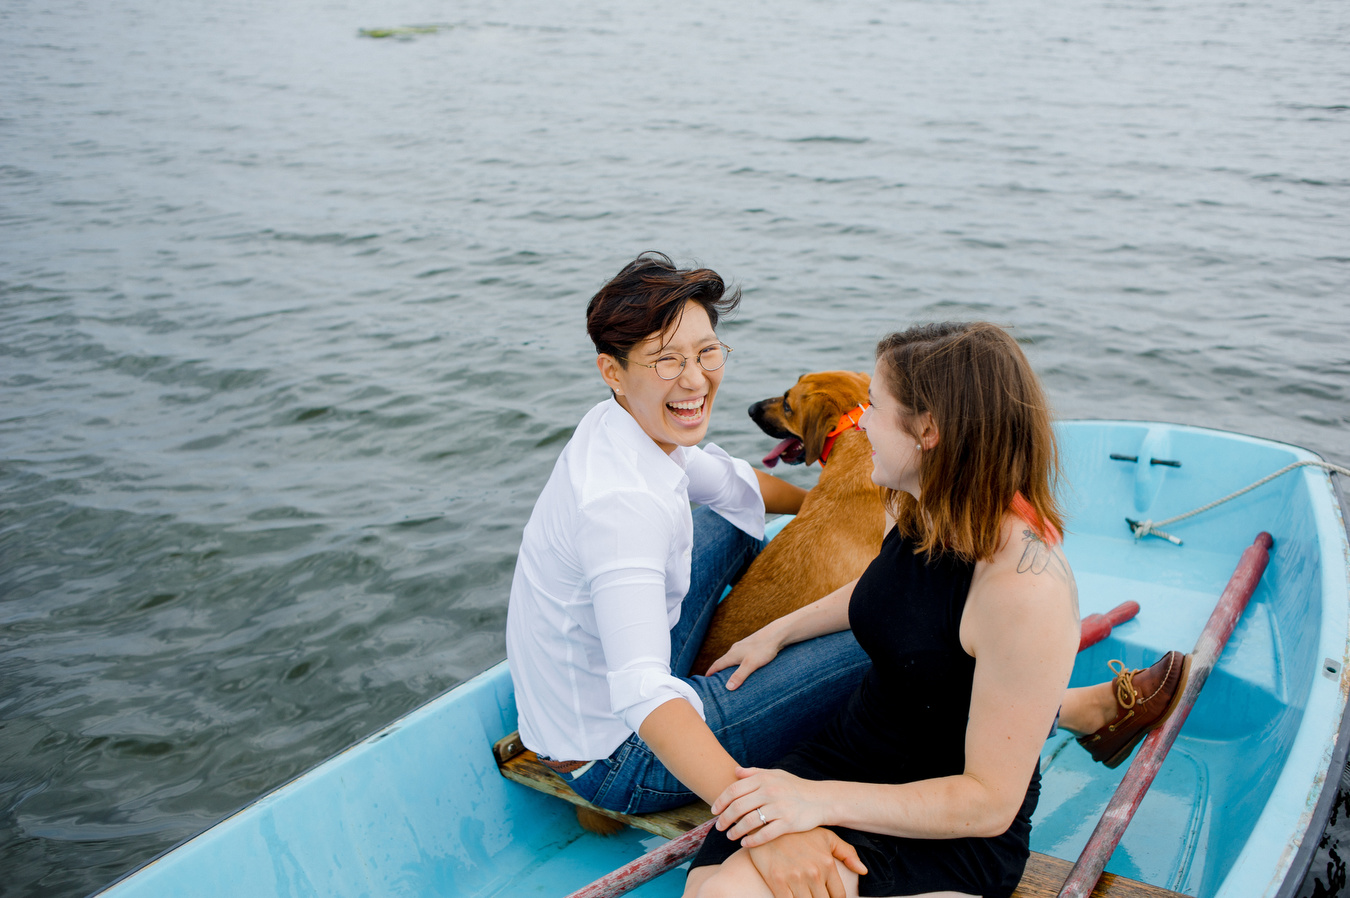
[[818, 403, 868, 465]]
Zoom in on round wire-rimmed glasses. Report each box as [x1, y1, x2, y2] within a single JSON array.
[[624, 343, 733, 380]]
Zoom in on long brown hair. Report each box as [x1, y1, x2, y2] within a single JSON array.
[[875, 322, 1062, 561]]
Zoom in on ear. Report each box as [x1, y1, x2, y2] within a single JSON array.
[[800, 391, 849, 465], [914, 411, 939, 451], [596, 354, 624, 395]]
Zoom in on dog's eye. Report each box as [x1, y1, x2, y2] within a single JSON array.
[[782, 392, 792, 415]]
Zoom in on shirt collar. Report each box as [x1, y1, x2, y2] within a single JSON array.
[[601, 397, 690, 488]]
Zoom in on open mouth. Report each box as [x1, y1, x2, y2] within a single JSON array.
[[762, 437, 806, 467], [666, 396, 706, 423]]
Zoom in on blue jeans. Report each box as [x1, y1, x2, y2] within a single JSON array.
[[568, 506, 872, 815]]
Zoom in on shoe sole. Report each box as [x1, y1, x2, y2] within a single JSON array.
[[1102, 652, 1193, 769]]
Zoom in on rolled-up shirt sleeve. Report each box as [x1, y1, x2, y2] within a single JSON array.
[[685, 442, 766, 540], [576, 491, 705, 735], [591, 568, 705, 732]]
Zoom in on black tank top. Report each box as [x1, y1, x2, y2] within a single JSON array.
[[783, 525, 1034, 796], [700, 525, 1040, 897]]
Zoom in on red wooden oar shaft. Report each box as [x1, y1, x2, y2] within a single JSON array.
[[564, 820, 714, 898], [1057, 532, 1274, 898], [1078, 601, 1141, 652]]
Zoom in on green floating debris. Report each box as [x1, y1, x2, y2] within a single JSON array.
[[358, 24, 450, 39]]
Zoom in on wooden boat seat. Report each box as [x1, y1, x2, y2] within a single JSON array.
[[493, 732, 1185, 898]]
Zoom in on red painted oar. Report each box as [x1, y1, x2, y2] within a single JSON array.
[[564, 820, 713, 898], [1056, 532, 1274, 898], [562, 602, 1151, 898], [1078, 601, 1140, 652]]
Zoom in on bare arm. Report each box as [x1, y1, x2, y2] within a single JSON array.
[[823, 569, 1077, 837], [764, 576, 857, 646], [755, 468, 808, 516], [638, 699, 739, 805], [706, 576, 859, 685]]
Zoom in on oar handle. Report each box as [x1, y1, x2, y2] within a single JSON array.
[[1057, 532, 1273, 898], [564, 819, 715, 898], [1077, 601, 1141, 652]]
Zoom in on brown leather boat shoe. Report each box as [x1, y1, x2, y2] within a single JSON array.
[[1077, 650, 1191, 769]]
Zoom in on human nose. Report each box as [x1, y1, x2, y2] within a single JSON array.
[[677, 357, 709, 388]]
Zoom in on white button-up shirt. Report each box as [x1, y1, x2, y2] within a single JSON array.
[[506, 398, 765, 762]]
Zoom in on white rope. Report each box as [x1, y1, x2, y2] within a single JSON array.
[[1129, 460, 1350, 545]]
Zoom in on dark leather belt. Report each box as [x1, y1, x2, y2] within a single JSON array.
[[538, 757, 590, 774]]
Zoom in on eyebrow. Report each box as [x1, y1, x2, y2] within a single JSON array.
[[649, 333, 719, 356]]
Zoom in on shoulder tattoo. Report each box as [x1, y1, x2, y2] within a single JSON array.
[[1017, 529, 1080, 619], [1017, 529, 1053, 575]]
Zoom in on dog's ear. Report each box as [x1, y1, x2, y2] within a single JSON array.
[[798, 372, 871, 465], [800, 390, 849, 465]]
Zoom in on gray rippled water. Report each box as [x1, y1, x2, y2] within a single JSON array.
[[2, 0, 1347, 895]]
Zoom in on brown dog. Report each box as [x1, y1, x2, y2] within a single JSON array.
[[692, 371, 886, 675]]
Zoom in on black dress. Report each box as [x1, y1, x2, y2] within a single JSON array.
[[691, 527, 1039, 898]]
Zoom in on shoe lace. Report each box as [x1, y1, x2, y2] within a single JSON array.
[[1109, 659, 1139, 709]]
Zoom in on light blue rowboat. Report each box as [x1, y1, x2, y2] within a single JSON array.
[[93, 421, 1350, 898]]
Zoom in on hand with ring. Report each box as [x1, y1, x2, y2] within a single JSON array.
[[712, 766, 826, 848]]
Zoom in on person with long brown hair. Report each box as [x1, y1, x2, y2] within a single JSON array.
[[684, 322, 1188, 898]]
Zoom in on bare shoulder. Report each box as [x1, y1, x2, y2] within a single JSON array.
[[963, 514, 1080, 652], [985, 513, 1074, 586]]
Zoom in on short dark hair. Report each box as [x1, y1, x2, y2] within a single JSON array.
[[586, 252, 740, 364]]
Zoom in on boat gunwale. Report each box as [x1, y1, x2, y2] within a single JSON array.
[[1271, 471, 1350, 898]]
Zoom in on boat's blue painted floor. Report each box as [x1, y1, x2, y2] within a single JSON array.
[[1037, 733, 1211, 894]]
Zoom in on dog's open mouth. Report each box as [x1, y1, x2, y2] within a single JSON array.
[[763, 437, 806, 467]]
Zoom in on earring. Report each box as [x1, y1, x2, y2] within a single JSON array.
[[916, 443, 923, 451]]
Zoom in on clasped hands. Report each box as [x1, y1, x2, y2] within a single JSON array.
[[713, 766, 825, 846], [712, 766, 867, 898]]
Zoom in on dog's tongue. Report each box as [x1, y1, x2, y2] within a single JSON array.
[[762, 437, 799, 468]]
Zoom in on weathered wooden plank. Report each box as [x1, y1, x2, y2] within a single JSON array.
[[496, 743, 1186, 898], [500, 748, 711, 837], [1011, 852, 1184, 898]]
